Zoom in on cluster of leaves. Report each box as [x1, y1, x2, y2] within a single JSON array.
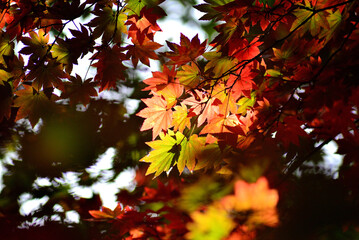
[[1, 0, 359, 239], [89, 175, 279, 239]]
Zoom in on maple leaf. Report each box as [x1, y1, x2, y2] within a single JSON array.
[[212, 83, 238, 115], [91, 45, 127, 91], [236, 92, 256, 115], [126, 7, 165, 43], [227, 64, 258, 99], [164, 34, 207, 65], [211, 16, 244, 49], [0, 6, 13, 30], [89, 204, 134, 220], [183, 90, 221, 127], [125, 0, 159, 16], [136, 96, 173, 140], [319, 9, 342, 42], [142, 65, 176, 91], [47, 0, 86, 20], [61, 74, 98, 106], [19, 29, 49, 62], [140, 130, 184, 177], [0, 54, 25, 87], [172, 103, 192, 132], [13, 85, 58, 127], [204, 51, 238, 80], [200, 114, 239, 135], [38, 18, 63, 34], [194, 0, 235, 21], [275, 116, 308, 149], [87, 7, 127, 43], [25, 60, 69, 91], [177, 134, 206, 174], [2, 0, 36, 39], [220, 177, 279, 227], [67, 24, 95, 59], [290, 1, 329, 37], [186, 205, 235, 240], [195, 142, 224, 170], [176, 62, 201, 89], [51, 38, 74, 73], [156, 79, 184, 108], [125, 37, 162, 67], [0, 32, 14, 68], [229, 37, 262, 62]]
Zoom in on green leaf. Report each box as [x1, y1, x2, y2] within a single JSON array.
[[237, 91, 256, 115], [194, 0, 235, 21], [141, 130, 185, 177], [125, 0, 157, 16], [204, 51, 237, 80], [177, 62, 201, 88], [290, 2, 329, 37], [0, 32, 14, 67], [186, 206, 235, 240], [178, 134, 206, 174]]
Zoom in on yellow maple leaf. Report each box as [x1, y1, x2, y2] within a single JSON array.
[[172, 103, 191, 132]]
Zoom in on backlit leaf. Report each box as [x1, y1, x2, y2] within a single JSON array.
[[141, 130, 185, 177], [87, 7, 127, 43], [136, 96, 173, 140], [14, 85, 57, 127]]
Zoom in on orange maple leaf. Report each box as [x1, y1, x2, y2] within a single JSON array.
[[220, 177, 279, 227], [136, 96, 173, 140], [142, 65, 176, 92]]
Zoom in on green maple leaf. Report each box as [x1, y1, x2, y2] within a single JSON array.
[[141, 130, 185, 177], [237, 91, 256, 115], [290, 1, 329, 37], [0, 32, 14, 68], [204, 51, 237, 79], [194, 0, 234, 21], [51, 38, 73, 73], [177, 134, 206, 174], [20, 29, 49, 62], [176, 62, 201, 88], [319, 9, 342, 42], [125, 0, 158, 16]]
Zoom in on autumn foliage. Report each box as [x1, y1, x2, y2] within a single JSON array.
[[1, 0, 359, 239]]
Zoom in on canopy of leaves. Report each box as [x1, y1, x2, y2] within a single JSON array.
[[0, 0, 359, 239]]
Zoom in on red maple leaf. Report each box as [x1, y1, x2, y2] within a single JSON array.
[[91, 46, 127, 91], [275, 116, 308, 149], [164, 34, 207, 65], [126, 7, 164, 44], [61, 74, 98, 106], [125, 37, 162, 67]]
